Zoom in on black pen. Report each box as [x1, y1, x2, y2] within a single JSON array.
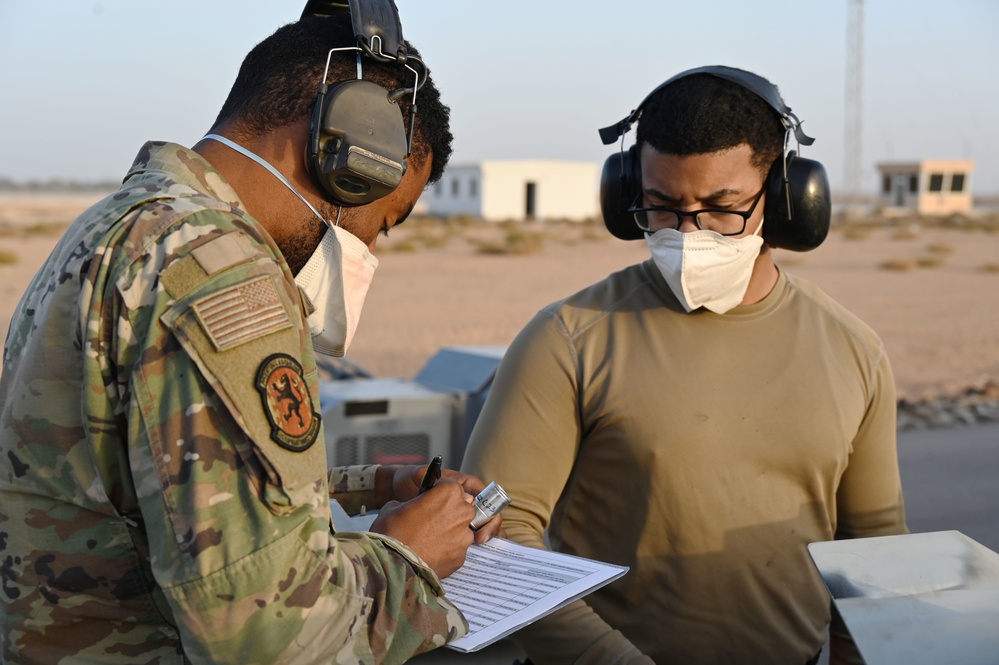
[[418, 455, 443, 495]]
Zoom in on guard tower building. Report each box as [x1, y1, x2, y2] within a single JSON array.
[[877, 159, 974, 215]]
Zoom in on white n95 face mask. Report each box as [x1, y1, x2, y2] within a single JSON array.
[[646, 223, 764, 314], [295, 225, 378, 357]]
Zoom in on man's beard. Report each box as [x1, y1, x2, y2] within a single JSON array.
[[282, 210, 329, 277], [281, 200, 368, 276]]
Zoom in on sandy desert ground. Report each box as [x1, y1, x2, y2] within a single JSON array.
[[2, 192, 999, 402]]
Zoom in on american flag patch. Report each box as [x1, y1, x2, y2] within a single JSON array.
[[193, 277, 292, 351]]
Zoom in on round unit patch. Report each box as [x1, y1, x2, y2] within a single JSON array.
[[255, 353, 321, 452]]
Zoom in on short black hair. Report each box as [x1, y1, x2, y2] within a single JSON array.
[[212, 15, 452, 183], [635, 71, 785, 175]]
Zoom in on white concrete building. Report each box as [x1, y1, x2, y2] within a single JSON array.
[[420, 160, 600, 222], [877, 160, 975, 215]]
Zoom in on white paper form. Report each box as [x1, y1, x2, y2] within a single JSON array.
[[443, 538, 629, 653], [329, 500, 628, 652]]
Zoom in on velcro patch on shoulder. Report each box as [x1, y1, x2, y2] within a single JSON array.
[[193, 276, 292, 351], [192, 232, 260, 275]]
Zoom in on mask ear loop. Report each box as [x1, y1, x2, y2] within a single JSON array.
[[202, 133, 331, 228]]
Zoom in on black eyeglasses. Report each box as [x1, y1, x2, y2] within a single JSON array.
[[629, 185, 767, 236]]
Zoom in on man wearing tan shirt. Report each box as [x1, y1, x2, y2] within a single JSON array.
[[462, 66, 907, 664]]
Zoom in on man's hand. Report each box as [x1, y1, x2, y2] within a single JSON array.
[[370, 479, 476, 578], [377, 464, 505, 543]]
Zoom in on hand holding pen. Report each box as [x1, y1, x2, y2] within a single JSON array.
[[377, 459, 506, 539], [371, 472, 475, 578], [417, 456, 508, 531]]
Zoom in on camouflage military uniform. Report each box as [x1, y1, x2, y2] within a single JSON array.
[[0, 141, 467, 663]]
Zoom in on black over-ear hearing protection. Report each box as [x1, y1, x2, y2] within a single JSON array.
[[598, 65, 831, 252], [301, 0, 426, 206]]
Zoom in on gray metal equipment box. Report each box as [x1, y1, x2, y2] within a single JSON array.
[[319, 378, 457, 467], [413, 345, 506, 464]]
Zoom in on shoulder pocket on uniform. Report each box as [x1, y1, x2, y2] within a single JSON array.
[[160, 258, 326, 508]]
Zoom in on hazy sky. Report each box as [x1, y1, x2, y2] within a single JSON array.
[[1, 0, 996, 194]]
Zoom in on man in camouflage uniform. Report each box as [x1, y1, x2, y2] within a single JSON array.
[[0, 12, 497, 664]]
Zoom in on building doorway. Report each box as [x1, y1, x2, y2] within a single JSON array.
[[525, 182, 536, 220], [894, 180, 907, 207]]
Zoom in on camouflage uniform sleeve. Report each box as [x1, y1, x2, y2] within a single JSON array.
[[327, 465, 379, 515], [117, 221, 466, 663]]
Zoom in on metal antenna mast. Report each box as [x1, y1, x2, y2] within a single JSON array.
[[845, 0, 865, 207]]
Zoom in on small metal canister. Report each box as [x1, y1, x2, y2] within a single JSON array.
[[470, 481, 511, 529]]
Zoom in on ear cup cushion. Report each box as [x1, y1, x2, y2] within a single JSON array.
[[308, 79, 409, 206], [763, 153, 831, 251], [600, 145, 646, 240]]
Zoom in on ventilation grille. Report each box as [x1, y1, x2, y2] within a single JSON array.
[[333, 433, 430, 466]]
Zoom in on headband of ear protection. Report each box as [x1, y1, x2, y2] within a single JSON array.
[[301, 0, 426, 206], [598, 65, 831, 252]]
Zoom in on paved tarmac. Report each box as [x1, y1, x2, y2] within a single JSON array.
[[897, 421, 999, 551], [411, 422, 999, 664]]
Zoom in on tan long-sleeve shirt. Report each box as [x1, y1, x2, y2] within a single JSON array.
[[462, 260, 906, 664]]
